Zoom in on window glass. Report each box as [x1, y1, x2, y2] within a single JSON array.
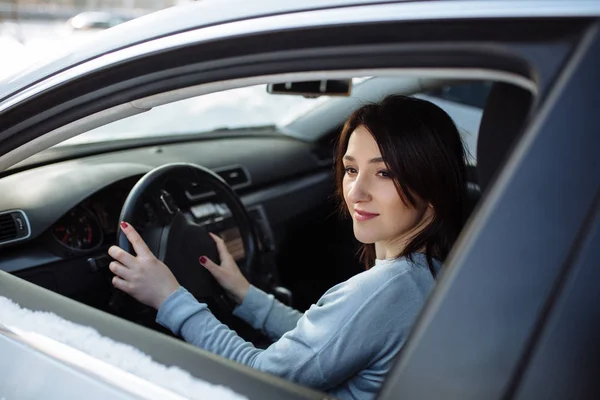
[[414, 81, 493, 165], [423, 81, 493, 109]]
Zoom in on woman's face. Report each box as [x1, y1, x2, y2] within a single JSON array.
[[342, 125, 432, 257]]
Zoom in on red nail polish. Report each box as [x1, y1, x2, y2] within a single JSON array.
[[199, 256, 207, 264], [120, 221, 128, 229]]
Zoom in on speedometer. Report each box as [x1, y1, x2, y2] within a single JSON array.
[[52, 206, 103, 251]]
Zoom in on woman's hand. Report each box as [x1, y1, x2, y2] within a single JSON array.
[[107, 222, 180, 310], [199, 232, 250, 305]]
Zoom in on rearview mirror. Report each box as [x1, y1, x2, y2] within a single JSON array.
[[266, 79, 352, 98]]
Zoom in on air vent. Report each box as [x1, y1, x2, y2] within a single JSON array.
[[217, 166, 250, 187], [0, 214, 16, 241], [186, 166, 250, 199], [0, 210, 30, 245]]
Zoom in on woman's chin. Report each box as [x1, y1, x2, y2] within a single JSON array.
[[353, 228, 378, 244]]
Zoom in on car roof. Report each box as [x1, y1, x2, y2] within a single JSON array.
[[2, 0, 593, 104], [0, 0, 405, 101]]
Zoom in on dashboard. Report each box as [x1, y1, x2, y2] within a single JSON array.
[[40, 172, 275, 263], [0, 134, 337, 312]]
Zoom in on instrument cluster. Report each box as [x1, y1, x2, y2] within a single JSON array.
[[52, 206, 104, 251], [49, 179, 136, 253]]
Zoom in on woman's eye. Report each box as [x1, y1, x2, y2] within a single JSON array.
[[377, 170, 392, 179], [344, 167, 357, 175]]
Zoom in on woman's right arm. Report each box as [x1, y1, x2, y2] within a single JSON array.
[[201, 233, 303, 340], [232, 285, 303, 340]]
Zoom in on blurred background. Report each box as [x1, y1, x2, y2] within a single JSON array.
[[0, 0, 193, 80]]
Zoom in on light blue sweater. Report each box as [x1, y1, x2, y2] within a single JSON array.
[[156, 254, 440, 400]]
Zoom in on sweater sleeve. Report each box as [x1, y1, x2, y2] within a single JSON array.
[[156, 273, 409, 391], [156, 286, 326, 388], [231, 285, 304, 340]]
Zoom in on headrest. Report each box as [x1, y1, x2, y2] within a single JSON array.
[[477, 82, 533, 193]]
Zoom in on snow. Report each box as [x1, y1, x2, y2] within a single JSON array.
[[0, 296, 247, 400]]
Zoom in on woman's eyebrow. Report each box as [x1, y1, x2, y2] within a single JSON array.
[[343, 155, 385, 164]]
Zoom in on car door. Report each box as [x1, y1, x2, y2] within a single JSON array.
[[379, 10, 600, 400]]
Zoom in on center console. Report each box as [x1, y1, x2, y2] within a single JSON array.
[[190, 202, 275, 261]]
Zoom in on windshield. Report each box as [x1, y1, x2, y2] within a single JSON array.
[[55, 84, 332, 147], [52, 77, 484, 166]]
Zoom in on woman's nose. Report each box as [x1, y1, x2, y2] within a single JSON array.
[[347, 174, 371, 203]]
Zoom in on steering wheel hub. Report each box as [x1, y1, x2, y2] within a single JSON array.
[[158, 211, 221, 297]]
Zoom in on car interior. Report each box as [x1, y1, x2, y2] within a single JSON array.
[[0, 71, 536, 352]]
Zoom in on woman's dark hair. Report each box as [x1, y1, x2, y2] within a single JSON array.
[[334, 94, 468, 274]]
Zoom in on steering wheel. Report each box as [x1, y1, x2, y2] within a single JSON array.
[[110, 162, 259, 325]]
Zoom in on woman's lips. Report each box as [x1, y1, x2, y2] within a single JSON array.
[[354, 209, 379, 222]]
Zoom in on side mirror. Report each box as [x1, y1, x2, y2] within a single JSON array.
[[266, 79, 352, 98]]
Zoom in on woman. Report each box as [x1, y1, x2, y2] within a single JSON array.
[[107, 94, 467, 400]]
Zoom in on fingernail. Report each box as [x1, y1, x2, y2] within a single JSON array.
[[120, 221, 128, 229], [199, 256, 207, 264]]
